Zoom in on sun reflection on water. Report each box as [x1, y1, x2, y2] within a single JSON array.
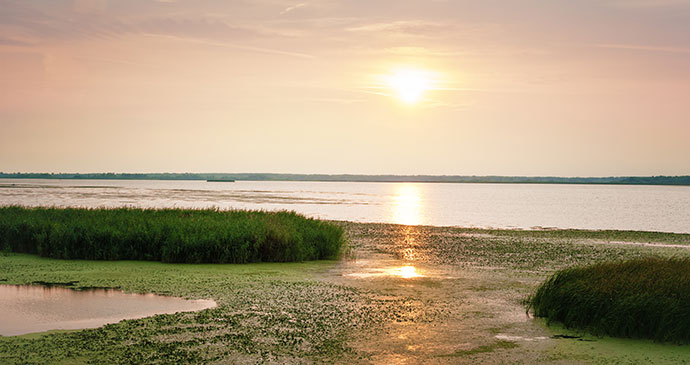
[[344, 265, 425, 279], [388, 265, 423, 279], [400, 226, 418, 261], [390, 184, 423, 226]]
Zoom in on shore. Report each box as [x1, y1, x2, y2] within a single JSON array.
[[1, 222, 690, 363]]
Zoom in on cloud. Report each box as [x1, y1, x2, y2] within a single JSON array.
[[72, 0, 107, 14], [136, 16, 267, 41], [0, 1, 283, 46], [596, 43, 690, 54], [143, 33, 315, 59], [606, 0, 690, 8], [280, 3, 307, 15], [346, 20, 448, 36], [0, 37, 35, 47]]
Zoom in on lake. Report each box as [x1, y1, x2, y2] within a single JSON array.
[[0, 178, 688, 233]]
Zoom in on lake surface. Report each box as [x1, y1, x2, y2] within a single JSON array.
[[0, 179, 689, 233], [0, 284, 216, 336]]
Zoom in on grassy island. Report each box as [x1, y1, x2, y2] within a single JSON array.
[[529, 257, 690, 343], [0, 207, 343, 263]]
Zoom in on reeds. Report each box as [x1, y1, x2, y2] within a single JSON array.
[[528, 257, 690, 343], [0, 206, 344, 263]]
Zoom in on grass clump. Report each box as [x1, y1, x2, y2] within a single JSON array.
[[0, 206, 344, 263], [529, 257, 690, 343]]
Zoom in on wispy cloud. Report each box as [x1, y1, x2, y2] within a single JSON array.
[[0, 1, 283, 44], [607, 0, 690, 8], [143, 33, 315, 59], [0, 37, 36, 47], [346, 20, 448, 36], [280, 3, 307, 15], [596, 43, 690, 54]]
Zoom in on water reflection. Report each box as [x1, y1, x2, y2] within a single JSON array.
[[3, 179, 690, 233], [388, 265, 423, 279], [390, 184, 423, 226], [0, 285, 216, 336], [344, 264, 425, 279], [400, 227, 418, 261]]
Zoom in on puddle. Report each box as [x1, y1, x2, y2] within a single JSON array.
[[344, 265, 426, 279], [495, 334, 549, 342], [340, 260, 459, 280], [0, 285, 216, 336]]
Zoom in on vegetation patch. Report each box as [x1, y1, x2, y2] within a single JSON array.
[[0, 253, 424, 364], [341, 222, 689, 272], [528, 257, 690, 343], [0, 206, 344, 263]]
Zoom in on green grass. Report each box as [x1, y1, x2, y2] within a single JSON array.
[[0, 206, 344, 263], [528, 257, 690, 343]]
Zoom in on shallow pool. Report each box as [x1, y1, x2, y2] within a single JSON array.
[[0, 284, 216, 336]]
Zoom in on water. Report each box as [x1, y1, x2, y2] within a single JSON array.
[[0, 284, 216, 336], [0, 178, 689, 233]]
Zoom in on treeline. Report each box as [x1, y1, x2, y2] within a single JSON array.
[[0, 207, 344, 263], [1, 172, 689, 186]]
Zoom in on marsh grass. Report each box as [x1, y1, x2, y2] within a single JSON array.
[[0, 206, 344, 263], [529, 257, 690, 343]]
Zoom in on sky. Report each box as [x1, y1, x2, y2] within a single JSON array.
[[1, 0, 689, 176]]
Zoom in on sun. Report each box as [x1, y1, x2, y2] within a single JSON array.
[[386, 68, 433, 104]]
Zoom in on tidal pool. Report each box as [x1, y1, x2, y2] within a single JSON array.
[[0, 284, 216, 336]]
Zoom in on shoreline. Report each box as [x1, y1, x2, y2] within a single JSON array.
[[0, 201, 688, 236], [2, 175, 690, 187], [331, 220, 690, 240]]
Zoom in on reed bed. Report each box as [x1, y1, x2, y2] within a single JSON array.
[[0, 206, 344, 263], [529, 257, 690, 343]]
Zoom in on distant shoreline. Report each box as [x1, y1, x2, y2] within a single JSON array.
[[1, 173, 689, 186]]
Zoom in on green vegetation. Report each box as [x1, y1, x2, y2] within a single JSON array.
[[0, 253, 417, 364], [2, 224, 690, 363], [2, 172, 689, 185], [529, 257, 690, 343], [0, 207, 343, 263]]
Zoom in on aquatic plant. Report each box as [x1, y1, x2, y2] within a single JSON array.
[[0, 206, 344, 263], [528, 257, 690, 343]]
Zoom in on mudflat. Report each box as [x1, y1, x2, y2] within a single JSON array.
[[1, 222, 689, 363]]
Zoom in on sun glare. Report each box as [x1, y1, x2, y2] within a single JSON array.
[[387, 68, 433, 104], [391, 265, 424, 279]]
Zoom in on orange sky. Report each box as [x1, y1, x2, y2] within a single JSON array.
[[1, 0, 689, 176]]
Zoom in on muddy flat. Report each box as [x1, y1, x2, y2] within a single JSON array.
[[324, 222, 690, 363], [1, 222, 690, 364]]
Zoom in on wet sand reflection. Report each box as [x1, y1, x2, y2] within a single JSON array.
[[344, 264, 425, 279]]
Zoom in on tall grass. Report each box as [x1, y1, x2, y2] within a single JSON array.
[[0, 206, 344, 263], [528, 257, 690, 343]]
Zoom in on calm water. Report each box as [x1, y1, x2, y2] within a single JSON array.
[[1, 179, 689, 233], [0, 285, 216, 336]]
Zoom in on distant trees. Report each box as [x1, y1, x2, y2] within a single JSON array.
[[1, 172, 688, 185]]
